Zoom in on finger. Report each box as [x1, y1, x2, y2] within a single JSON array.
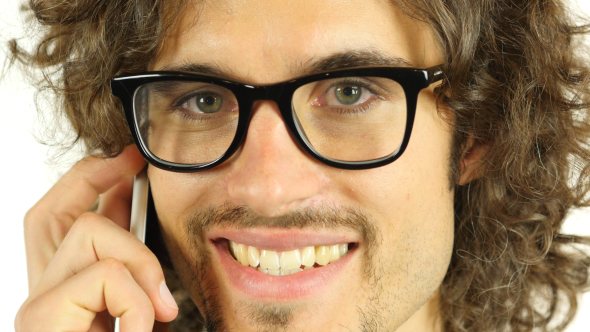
[[32, 144, 145, 228], [16, 258, 154, 332], [96, 178, 134, 230], [24, 145, 145, 289], [33, 212, 178, 322]]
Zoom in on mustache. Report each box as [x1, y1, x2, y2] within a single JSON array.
[[187, 202, 377, 245]]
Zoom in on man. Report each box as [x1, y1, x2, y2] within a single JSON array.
[[12, 0, 590, 331]]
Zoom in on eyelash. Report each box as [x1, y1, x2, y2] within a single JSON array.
[[165, 78, 384, 120], [177, 109, 218, 122], [321, 79, 383, 115], [332, 103, 374, 115], [169, 90, 222, 122]]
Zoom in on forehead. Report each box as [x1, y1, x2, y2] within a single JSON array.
[[153, 0, 441, 83]]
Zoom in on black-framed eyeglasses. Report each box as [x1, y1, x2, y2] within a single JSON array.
[[110, 65, 444, 172]]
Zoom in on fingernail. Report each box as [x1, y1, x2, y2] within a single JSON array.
[[159, 280, 178, 310]]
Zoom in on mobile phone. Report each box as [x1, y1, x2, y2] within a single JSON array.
[[114, 167, 149, 332], [130, 167, 150, 243]]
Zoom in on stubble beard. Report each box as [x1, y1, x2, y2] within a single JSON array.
[[172, 203, 385, 332]]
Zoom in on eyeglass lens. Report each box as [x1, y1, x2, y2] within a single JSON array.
[[133, 77, 408, 165]]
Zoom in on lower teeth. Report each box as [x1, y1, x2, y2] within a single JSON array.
[[252, 261, 322, 274], [256, 266, 306, 276]]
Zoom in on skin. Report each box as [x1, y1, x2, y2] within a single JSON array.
[[15, 0, 469, 331], [151, 0, 453, 331]]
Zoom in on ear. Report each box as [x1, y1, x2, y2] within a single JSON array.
[[458, 138, 488, 185]]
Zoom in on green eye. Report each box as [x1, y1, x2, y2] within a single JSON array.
[[335, 84, 361, 105], [196, 93, 223, 113]]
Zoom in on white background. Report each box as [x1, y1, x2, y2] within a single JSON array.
[[1, 0, 590, 331]]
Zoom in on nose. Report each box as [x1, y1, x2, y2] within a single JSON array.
[[224, 100, 325, 216]]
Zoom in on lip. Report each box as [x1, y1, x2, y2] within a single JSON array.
[[209, 228, 358, 301], [208, 227, 359, 251]]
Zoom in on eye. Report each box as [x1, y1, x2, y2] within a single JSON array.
[[310, 80, 377, 109], [182, 92, 224, 114], [334, 84, 362, 105], [310, 77, 389, 112]]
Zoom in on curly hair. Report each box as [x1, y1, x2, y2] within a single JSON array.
[[9, 0, 590, 331]]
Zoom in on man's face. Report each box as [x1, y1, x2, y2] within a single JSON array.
[[149, 0, 455, 331]]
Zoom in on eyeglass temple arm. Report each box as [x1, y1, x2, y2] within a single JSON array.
[[426, 65, 445, 84]]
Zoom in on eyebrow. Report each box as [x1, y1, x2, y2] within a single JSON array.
[[157, 49, 415, 80], [158, 63, 226, 76], [301, 50, 414, 74]]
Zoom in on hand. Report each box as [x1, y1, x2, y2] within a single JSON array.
[[15, 145, 179, 332]]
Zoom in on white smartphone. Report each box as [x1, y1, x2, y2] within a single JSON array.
[[129, 167, 150, 243], [114, 167, 150, 332]]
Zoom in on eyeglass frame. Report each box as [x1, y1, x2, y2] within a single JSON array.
[[110, 65, 445, 172]]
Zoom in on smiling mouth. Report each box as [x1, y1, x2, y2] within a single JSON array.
[[228, 240, 354, 276], [208, 229, 359, 299]]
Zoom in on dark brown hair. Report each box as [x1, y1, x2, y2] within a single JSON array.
[[10, 0, 590, 331]]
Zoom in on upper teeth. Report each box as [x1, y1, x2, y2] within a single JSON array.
[[229, 240, 349, 276]]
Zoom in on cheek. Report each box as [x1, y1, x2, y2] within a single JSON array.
[[380, 91, 455, 263], [388, 101, 455, 305], [341, 94, 454, 228], [147, 167, 226, 239], [365, 139, 454, 275], [337, 92, 455, 309]]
